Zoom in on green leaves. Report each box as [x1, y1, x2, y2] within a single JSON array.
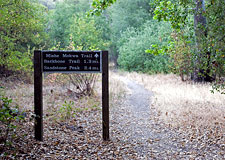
[[89, 0, 117, 16], [118, 20, 171, 73], [153, 0, 188, 30], [0, 96, 25, 145], [69, 15, 109, 51], [58, 101, 76, 121], [145, 44, 169, 55], [0, 0, 49, 73], [48, 0, 108, 50]]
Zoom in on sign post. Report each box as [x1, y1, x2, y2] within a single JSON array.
[[34, 50, 109, 141], [102, 51, 109, 140], [34, 50, 43, 141]]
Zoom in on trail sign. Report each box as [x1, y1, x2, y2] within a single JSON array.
[[42, 51, 102, 73], [34, 50, 109, 141]]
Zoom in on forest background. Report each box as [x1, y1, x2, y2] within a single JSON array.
[[0, 0, 224, 90]]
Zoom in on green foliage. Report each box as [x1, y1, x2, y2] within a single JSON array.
[[107, 0, 153, 63], [118, 20, 172, 73], [0, 96, 25, 145], [205, 0, 225, 81], [47, 0, 76, 48], [48, 0, 109, 50], [151, 0, 224, 86], [0, 0, 49, 73], [58, 101, 75, 121], [211, 82, 225, 94], [70, 15, 109, 50], [89, 0, 117, 15], [109, 0, 152, 35], [153, 0, 189, 30], [0, 86, 4, 96], [1, 49, 33, 73], [170, 32, 194, 80]]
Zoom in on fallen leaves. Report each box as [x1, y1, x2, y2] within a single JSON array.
[[1, 73, 224, 159]]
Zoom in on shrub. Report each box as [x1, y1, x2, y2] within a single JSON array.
[[58, 101, 75, 121], [117, 20, 172, 73], [0, 96, 25, 146]]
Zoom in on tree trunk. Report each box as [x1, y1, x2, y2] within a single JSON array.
[[193, 0, 214, 82]]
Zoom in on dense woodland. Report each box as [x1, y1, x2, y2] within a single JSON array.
[[0, 0, 224, 84]]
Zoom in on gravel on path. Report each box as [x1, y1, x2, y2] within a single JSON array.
[[110, 76, 224, 159]]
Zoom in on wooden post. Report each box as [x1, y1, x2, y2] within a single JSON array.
[[34, 50, 43, 141], [102, 51, 109, 141]]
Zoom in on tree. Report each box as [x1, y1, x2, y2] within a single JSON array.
[[118, 20, 171, 73], [0, 0, 49, 74], [48, 0, 77, 48], [193, 0, 211, 82], [69, 14, 109, 50], [90, 0, 117, 15], [152, 0, 224, 82], [90, 0, 224, 93], [101, 0, 152, 65]]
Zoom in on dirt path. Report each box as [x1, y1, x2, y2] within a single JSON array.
[[110, 76, 210, 159]]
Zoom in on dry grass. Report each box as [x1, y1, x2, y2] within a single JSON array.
[[2, 74, 102, 120], [124, 72, 225, 130], [109, 71, 128, 104], [4, 82, 34, 111], [2, 71, 127, 118], [3, 71, 224, 130]]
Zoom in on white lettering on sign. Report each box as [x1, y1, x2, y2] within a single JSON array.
[[69, 59, 80, 64], [42, 51, 102, 73], [63, 54, 79, 58], [92, 67, 99, 70], [46, 54, 59, 58], [44, 59, 65, 63], [44, 66, 67, 70], [84, 59, 99, 64], [69, 66, 80, 70], [83, 66, 99, 70], [81, 54, 93, 58], [92, 60, 99, 63]]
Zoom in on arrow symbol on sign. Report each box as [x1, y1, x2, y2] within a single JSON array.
[[94, 53, 99, 58]]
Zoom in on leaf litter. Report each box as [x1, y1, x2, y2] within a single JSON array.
[[0, 72, 224, 159]]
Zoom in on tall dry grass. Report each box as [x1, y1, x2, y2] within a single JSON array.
[[2, 71, 127, 114], [125, 72, 225, 130], [3, 71, 224, 130], [109, 71, 128, 103], [3, 74, 102, 114]]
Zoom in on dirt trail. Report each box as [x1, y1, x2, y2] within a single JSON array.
[[111, 76, 192, 159]]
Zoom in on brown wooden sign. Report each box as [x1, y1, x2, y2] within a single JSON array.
[[34, 50, 109, 141]]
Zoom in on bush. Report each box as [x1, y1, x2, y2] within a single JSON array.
[[0, 96, 25, 146], [169, 32, 193, 81], [58, 101, 75, 121], [117, 20, 172, 73], [144, 54, 170, 74]]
